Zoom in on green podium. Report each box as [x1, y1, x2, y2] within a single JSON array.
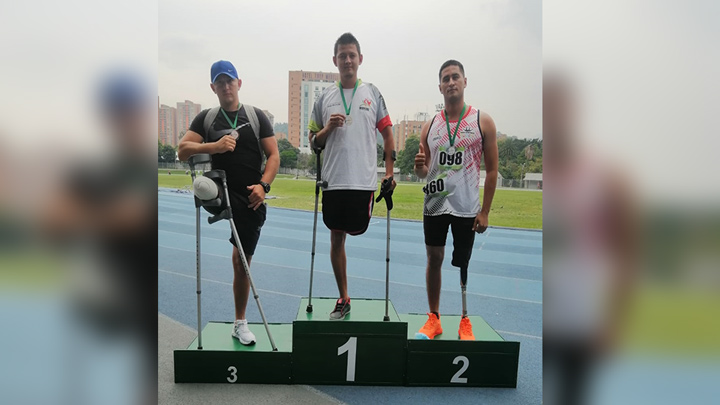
[[402, 314, 520, 387], [173, 298, 519, 387], [292, 298, 407, 385], [173, 322, 293, 384]]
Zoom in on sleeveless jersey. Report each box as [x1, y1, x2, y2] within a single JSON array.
[[423, 105, 484, 217]]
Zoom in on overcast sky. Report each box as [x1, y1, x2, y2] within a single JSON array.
[[159, 0, 541, 139]]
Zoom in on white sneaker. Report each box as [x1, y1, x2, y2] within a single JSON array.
[[231, 319, 256, 345]]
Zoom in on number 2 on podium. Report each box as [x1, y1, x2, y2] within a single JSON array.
[[337, 336, 357, 382], [451, 356, 469, 383]]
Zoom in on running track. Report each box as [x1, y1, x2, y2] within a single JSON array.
[[158, 187, 542, 404]]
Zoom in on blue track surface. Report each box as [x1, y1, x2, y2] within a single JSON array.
[[158, 187, 542, 404]]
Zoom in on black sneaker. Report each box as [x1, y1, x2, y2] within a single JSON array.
[[329, 298, 351, 320]]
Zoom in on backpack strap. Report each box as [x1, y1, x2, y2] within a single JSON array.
[[242, 103, 267, 172], [242, 103, 261, 144], [203, 106, 221, 137]]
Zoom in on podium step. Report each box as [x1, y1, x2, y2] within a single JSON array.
[[174, 321, 292, 383], [401, 313, 520, 387], [292, 297, 407, 385]]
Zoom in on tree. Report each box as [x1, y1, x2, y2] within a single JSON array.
[[297, 152, 313, 172], [277, 138, 297, 154], [377, 143, 384, 166], [158, 142, 177, 163], [280, 149, 298, 168], [397, 135, 420, 175], [498, 137, 520, 161]]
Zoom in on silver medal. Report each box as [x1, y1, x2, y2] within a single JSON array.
[[345, 115, 352, 125], [230, 130, 239, 139], [447, 146, 455, 155]]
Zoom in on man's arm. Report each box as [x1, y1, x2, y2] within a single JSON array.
[[413, 121, 432, 179], [380, 125, 395, 186], [309, 114, 345, 149], [474, 112, 498, 233], [178, 130, 235, 161], [247, 136, 280, 210]]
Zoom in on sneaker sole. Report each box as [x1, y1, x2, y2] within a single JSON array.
[[329, 308, 350, 320], [232, 334, 256, 345]]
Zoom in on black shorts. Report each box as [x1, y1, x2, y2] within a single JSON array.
[[423, 214, 476, 268], [205, 187, 266, 256], [322, 190, 374, 235]]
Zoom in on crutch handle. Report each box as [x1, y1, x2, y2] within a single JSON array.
[[208, 209, 230, 224], [188, 153, 211, 168], [376, 176, 394, 210]]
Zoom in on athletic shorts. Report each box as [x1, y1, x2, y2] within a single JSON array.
[[423, 214, 476, 268], [204, 187, 266, 256], [322, 190, 374, 235]]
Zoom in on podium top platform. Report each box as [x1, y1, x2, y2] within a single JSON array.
[[185, 321, 293, 352], [401, 313, 504, 341], [297, 297, 402, 322]]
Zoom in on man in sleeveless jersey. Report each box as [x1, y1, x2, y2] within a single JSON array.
[[308, 33, 396, 320], [413, 60, 499, 340], [178, 60, 279, 345]]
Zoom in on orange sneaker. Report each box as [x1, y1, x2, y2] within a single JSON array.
[[415, 313, 443, 339], [458, 316, 475, 340]]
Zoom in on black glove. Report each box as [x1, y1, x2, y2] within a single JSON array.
[[375, 176, 394, 211]]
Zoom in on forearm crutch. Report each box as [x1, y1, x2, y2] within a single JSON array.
[[306, 140, 327, 313], [376, 177, 394, 321]]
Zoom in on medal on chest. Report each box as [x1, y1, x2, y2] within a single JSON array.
[[339, 80, 358, 128]]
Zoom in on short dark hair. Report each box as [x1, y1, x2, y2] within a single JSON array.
[[334, 32, 361, 56], [439, 60, 465, 81]]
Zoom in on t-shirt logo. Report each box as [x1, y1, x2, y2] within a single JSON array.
[[359, 98, 372, 111]]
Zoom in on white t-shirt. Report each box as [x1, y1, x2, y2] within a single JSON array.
[[308, 80, 392, 191]]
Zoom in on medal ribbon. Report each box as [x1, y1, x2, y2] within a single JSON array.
[[220, 103, 240, 129], [339, 80, 359, 116], [445, 103, 467, 147]]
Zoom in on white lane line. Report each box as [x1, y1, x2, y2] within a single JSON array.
[[158, 245, 542, 305], [158, 268, 302, 298], [159, 229, 543, 281], [159, 267, 541, 341], [496, 330, 542, 340]]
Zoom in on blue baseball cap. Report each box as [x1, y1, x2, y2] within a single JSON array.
[[211, 60, 238, 83]]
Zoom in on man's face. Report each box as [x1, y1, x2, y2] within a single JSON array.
[[333, 44, 363, 79], [211, 75, 240, 104], [438, 65, 467, 103]]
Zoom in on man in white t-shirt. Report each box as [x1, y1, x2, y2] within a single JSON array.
[[308, 32, 396, 320]]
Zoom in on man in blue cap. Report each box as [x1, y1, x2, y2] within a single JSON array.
[[179, 60, 279, 345]]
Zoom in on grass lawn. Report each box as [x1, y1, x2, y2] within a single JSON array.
[[159, 172, 542, 229]]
